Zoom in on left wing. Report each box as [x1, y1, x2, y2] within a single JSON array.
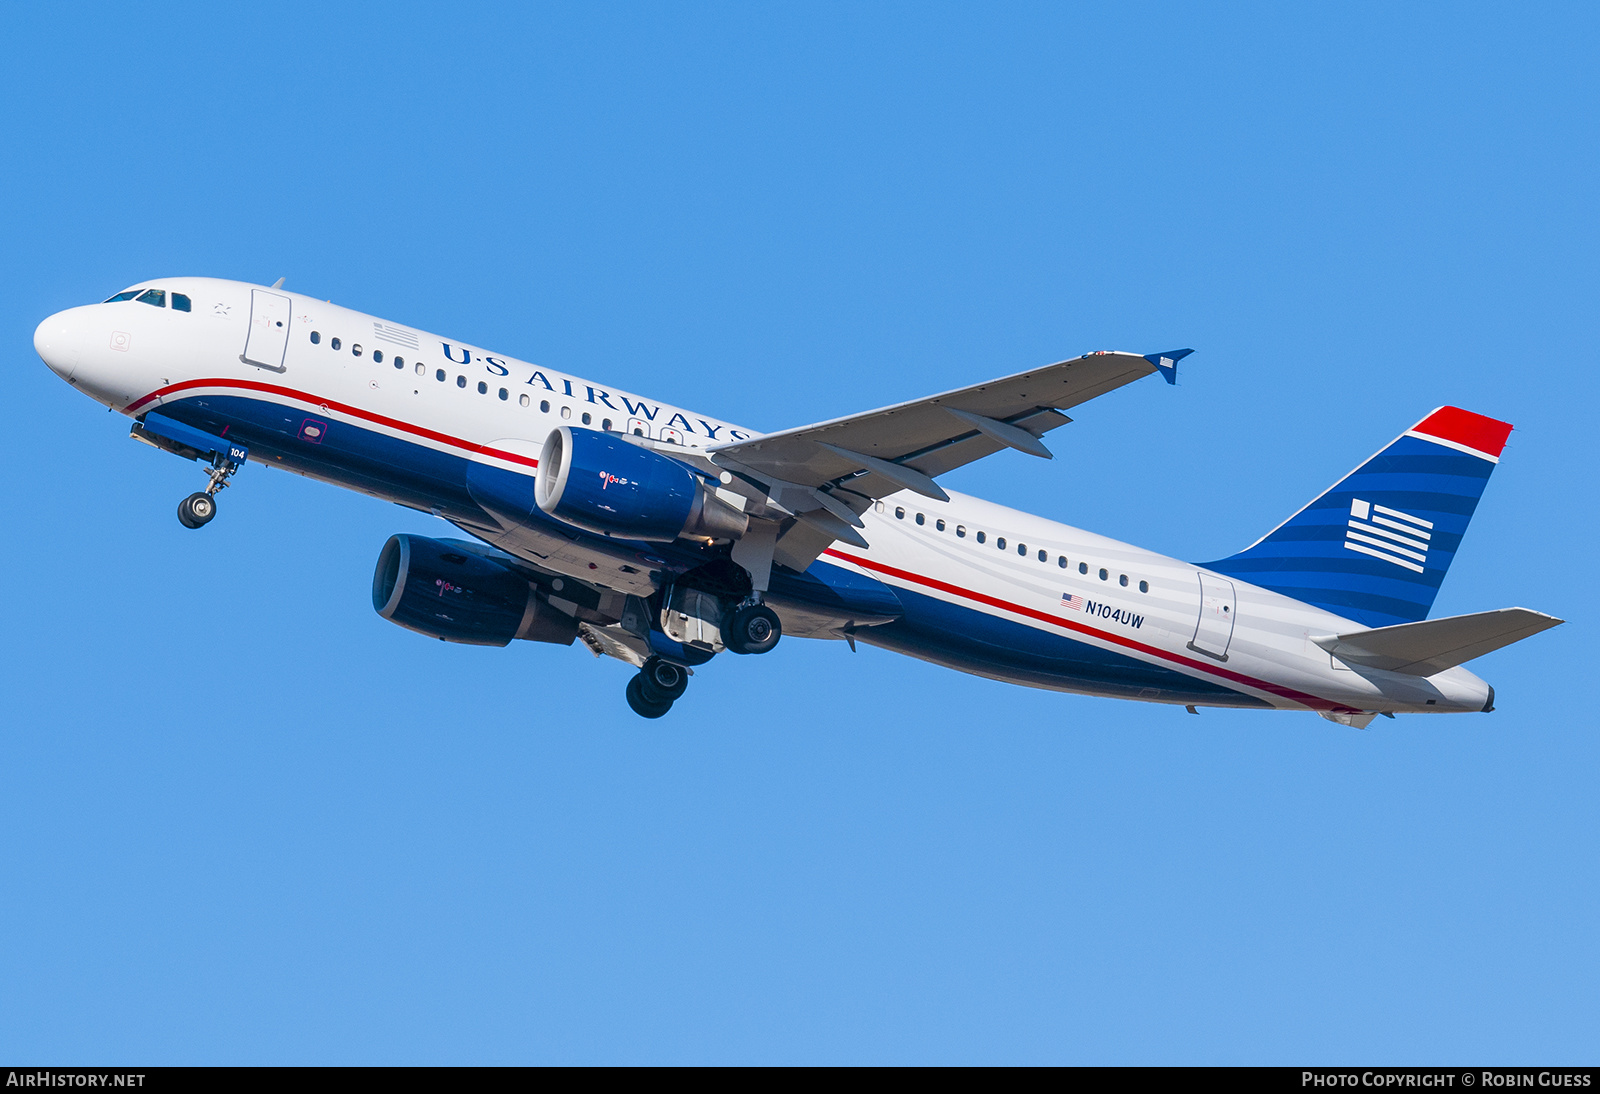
[[708, 348, 1189, 498], [704, 349, 1190, 575]]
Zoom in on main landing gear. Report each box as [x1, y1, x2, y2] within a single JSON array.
[[626, 657, 691, 719], [176, 450, 242, 530], [724, 603, 781, 655], [620, 576, 785, 719]]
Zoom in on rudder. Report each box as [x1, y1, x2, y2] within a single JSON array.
[[1202, 407, 1513, 627]]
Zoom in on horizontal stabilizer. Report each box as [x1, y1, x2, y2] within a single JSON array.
[[1312, 608, 1563, 676]]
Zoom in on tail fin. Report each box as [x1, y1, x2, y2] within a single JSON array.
[[1202, 407, 1513, 627]]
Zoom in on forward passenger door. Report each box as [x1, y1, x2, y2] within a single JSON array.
[[241, 289, 291, 371]]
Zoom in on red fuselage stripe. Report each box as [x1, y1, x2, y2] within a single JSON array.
[[128, 380, 1346, 710], [125, 378, 541, 468], [822, 548, 1352, 712]]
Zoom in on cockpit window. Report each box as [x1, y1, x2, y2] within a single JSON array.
[[136, 289, 166, 307], [104, 290, 140, 303], [171, 293, 191, 312]]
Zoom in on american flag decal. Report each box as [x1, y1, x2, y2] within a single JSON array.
[[373, 321, 420, 349], [1061, 592, 1086, 611], [1345, 498, 1431, 573]]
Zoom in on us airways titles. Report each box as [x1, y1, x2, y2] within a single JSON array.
[[437, 342, 753, 442]]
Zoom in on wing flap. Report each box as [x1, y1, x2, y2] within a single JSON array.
[[1312, 608, 1563, 676]]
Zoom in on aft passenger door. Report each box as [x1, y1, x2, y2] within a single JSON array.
[[1188, 573, 1237, 661], [241, 288, 291, 371]]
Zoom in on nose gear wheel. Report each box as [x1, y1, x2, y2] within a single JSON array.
[[176, 448, 242, 529], [177, 492, 217, 528]]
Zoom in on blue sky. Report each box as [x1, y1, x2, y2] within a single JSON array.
[[1, 2, 1596, 1064]]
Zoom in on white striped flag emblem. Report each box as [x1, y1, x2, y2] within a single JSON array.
[[1344, 498, 1431, 573], [1061, 592, 1086, 611]]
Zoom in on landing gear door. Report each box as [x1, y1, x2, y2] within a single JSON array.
[[241, 288, 291, 372], [1188, 573, 1237, 661]]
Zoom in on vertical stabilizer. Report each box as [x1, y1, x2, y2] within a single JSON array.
[[1202, 407, 1513, 627]]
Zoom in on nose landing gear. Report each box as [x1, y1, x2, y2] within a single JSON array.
[[175, 452, 241, 530], [625, 657, 691, 719], [130, 413, 248, 532]]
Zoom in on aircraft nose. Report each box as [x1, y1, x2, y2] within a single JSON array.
[[34, 308, 86, 382]]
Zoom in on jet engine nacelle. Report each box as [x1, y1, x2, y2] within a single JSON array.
[[534, 426, 747, 543], [371, 534, 578, 647]]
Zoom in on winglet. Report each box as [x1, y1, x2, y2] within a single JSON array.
[[1143, 348, 1193, 385]]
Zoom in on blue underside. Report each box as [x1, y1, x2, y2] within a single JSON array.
[[864, 586, 1265, 706], [155, 393, 1259, 704]]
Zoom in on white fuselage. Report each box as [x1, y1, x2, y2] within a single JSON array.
[[35, 277, 1493, 717]]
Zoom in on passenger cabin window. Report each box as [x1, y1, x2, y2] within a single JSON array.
[[541, 400, 550, 413], [1139, 580, 1149, 593], [104, 290, 140, 302], [394, 356, 404, 370], [915, 513, 925, 525], [1058, 556, 1067, 568], [477, 381, 488, 394], [171, 293, 191, 312], [1079, 562, 1088, 574], [1119, 574, 1129, 586], [136, 289, 165, 307], [996, 537, 1006, 550], [331, 337, 342, 351], [373, 350, 383, 363], [581, 412, 592, 425], [936, 519, 945, 531], [520, 394, 531, 407], [500, 388, 509, 401], [1099, 568, 1109, 581], [895, 507, 905, 520], [352, 344, 363, 357], [456, 375, 466, 388], [310, 331, 321, 344], [976, 531, 986, 543], [436, 369, 446, 382], [956, 526, 966, 538], [415, 363, 425, 376], [1038, 549, 1047, 562]]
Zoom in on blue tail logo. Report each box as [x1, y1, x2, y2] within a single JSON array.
[[1202, 407, 1513, 628]]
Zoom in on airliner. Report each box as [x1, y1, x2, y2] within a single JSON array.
[[34, 277, 1562, 722]]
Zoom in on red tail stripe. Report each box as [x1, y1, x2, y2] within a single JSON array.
[[1411, 406, 1513, 458], [822, 548, 1356, 712], [125, 378, 540, 468]]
